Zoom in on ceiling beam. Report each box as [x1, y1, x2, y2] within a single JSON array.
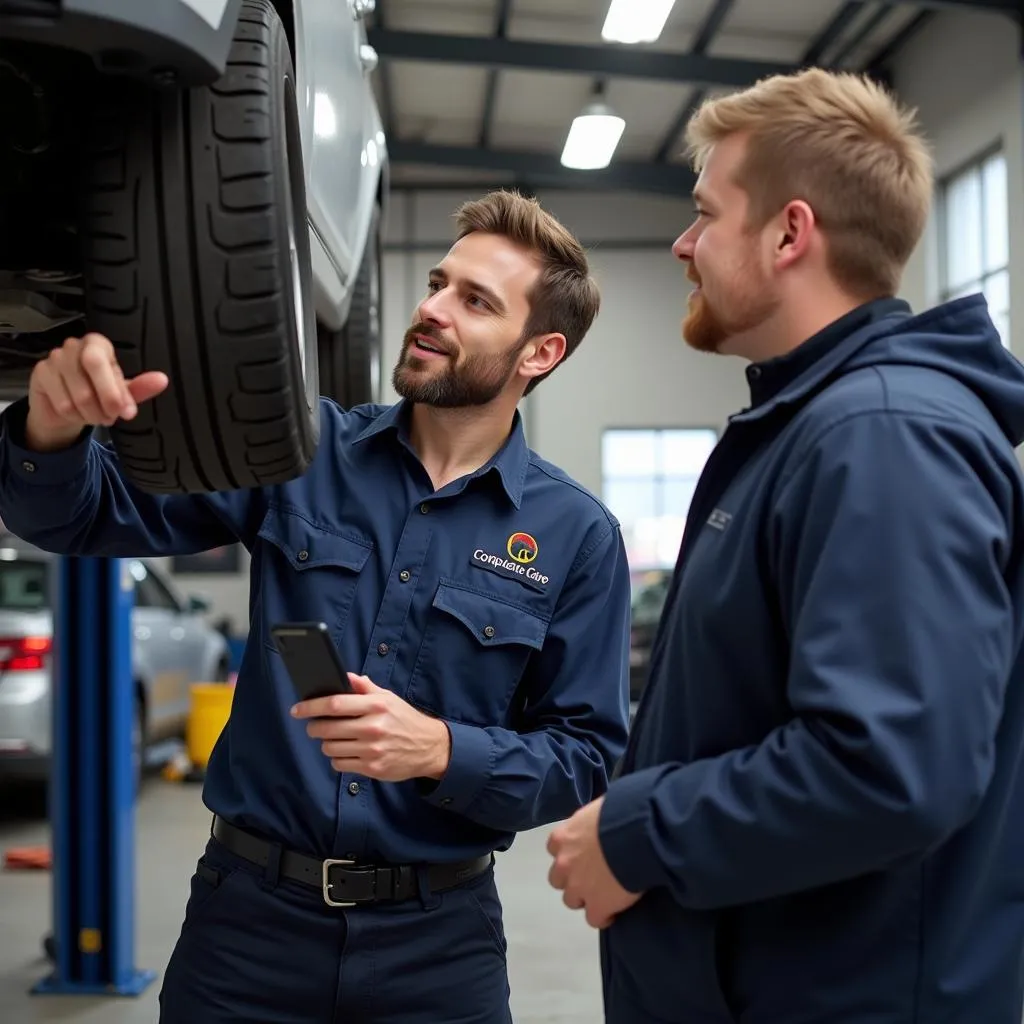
[[479, 0, 514, 150], [863, 10, 937, 72], [829, 3, 897, 68], [654, 0, 738, 163], [366, 29, 798, 88], [387, 141, 696, 196], [801, 1, 866, 65]]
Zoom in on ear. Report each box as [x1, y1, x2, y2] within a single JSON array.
[[518, 333, 567, 384], [772, 199, 816, 271]]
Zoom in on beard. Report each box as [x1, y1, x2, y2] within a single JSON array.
[[392, 323, 526, 408], [683, 258, 779, 354]]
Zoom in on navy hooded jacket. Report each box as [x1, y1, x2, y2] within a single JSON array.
[[598, 296, 1024, 1024]]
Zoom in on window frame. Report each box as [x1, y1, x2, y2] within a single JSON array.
[[937, 144, 1009, 346], [600, 425, 718, 570]]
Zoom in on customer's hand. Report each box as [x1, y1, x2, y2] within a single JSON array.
[[547, 797, 643, 929], [26, 333, 168, 451], [291, 674, 452, 782]]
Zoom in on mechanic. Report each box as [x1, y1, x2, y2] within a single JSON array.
[[0, 189, 632, 1023], [546, 68, 1024, 1023]]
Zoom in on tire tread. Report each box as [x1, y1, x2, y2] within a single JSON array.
[[80, 0, 317, 493]]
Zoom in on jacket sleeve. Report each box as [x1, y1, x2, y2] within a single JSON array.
[[0, 398, 264, 555], [598, 410, 1019, 909], [420, 519, 632, 832]]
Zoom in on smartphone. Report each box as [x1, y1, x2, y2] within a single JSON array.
[[270, 621, 353, 701]]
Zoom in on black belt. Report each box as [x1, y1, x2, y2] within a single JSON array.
[[211, 816, 492, 908]]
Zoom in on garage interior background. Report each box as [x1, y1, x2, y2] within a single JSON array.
[[74, 2, 1024, 633]]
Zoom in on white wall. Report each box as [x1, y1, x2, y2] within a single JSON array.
[[380, 189, 748, 495], [893, 5, 1024, 341]]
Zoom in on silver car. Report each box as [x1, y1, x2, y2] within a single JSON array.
[[0, 0, 387, 494], [0, 535, 230, 789]]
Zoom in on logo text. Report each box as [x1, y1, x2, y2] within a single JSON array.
[[473, 549, 550, 585]]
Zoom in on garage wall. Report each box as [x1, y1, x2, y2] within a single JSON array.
[[379, 188, 749, 495], [892, 5, 1023, 343]]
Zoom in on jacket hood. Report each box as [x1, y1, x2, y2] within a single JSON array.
[[844, 294, 1024, 447]]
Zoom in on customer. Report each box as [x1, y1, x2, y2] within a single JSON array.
[[0, 190, 632, 1023], [547, 68, 1024, 1024]]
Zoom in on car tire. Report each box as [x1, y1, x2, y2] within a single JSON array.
[[317, 204, 383, 409], [79, 0, 319, 493]]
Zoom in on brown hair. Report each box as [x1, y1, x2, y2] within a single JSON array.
[[454, 190, 601, 394], [685, 67, 933, 298]]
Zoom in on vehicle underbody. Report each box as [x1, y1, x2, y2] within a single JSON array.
[[0, 39, 96, 396]]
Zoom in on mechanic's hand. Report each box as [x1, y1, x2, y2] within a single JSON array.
[[291, 673, 452, 783], [25, 333, 169, 451]]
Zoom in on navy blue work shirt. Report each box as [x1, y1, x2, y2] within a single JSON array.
[[0, 397, 631, 864]]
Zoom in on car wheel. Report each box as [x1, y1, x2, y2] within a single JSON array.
[[318, 204, 383, 409], [79, 0, 319, 493]]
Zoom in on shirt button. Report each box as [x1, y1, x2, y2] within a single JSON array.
[[419, 503, 429, 514], [297, 549, 309, 561], [747, 366, 762, 379], [348, 782, 360, 795], [399, 570, 411, 582], [440, 798, 452, 806], [483, 625, 495, 638], [21, 460, 35, 473], [377, 642, 389, 656]]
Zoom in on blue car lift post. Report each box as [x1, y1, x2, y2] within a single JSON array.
[[33, 555, 156, 997]]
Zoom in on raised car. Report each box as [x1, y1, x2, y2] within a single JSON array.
[[0, 0, 387, 492]]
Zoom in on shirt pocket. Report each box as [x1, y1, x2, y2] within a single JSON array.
[[255, 509, 373, 638], [406, 580, 550, 726]]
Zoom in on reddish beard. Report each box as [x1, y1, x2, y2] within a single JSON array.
[[683, 285, 730, 353], [682, 261, 778, 354]]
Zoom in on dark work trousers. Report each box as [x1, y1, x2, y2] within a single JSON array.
[[158, 835, 512, 1024]]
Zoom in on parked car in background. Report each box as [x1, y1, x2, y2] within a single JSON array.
[[0, 0, 387, 494], [0, 535, 230, 792], [629, 568, 672, 702]]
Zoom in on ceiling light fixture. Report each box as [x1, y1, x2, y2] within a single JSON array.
[[560, 97, 626, 170], [601, 0, 677, 45]]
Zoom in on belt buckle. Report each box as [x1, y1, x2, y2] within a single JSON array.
[[322, 858, 356, 907]]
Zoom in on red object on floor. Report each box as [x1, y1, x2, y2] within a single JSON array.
[[3, 846, 51, 870]]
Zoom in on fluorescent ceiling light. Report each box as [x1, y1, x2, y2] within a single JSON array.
[[602, 0, 676, 44], [560, 101, 626, 170]]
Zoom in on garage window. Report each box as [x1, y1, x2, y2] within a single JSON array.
[[939, 148, 1009, 346], [601, 428, 717, 569]]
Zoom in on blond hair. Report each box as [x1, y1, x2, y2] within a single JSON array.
[[454, 190, 600, 394], [685, 67, 933, 298]]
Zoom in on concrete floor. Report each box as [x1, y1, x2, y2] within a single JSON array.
[[0, 780, 604, 1024]]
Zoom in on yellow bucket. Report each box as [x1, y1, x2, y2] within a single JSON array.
[[185, 683, 235, 770]]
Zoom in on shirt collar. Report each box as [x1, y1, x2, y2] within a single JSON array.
[[353, 400, 529, 509], [735, 297, 912, 421]]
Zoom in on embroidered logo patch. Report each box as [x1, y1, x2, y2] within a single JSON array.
[[506, 532, 538, 564]]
